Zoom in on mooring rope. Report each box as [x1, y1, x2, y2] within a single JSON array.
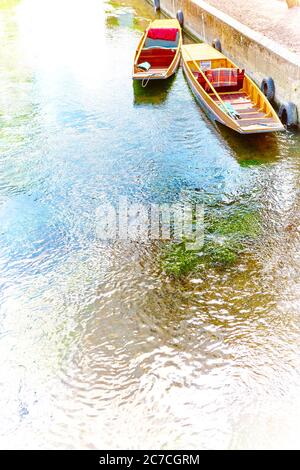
[[141, 73, 165, 88]]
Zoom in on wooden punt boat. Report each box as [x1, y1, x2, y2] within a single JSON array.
[[133, 19, 182, 82], [181, 43, 284, 134]]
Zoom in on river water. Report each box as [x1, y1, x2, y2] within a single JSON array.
[[1, 0, 300, 449]]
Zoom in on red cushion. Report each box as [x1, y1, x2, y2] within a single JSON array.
[[194, 69, 245, 92], [147, 28, 178, 41]]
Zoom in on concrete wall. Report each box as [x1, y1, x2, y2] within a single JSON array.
[[149, 0, 300, 123]]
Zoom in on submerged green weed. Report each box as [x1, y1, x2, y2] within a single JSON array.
[[161, 241, 200, 277], [203, 240, 241, 266], [210, 211, 261, 238], [160, 209, 261, 277]]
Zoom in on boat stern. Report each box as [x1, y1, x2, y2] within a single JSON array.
[[237, 121, 285, 134]]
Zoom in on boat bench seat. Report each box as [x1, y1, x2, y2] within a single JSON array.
[[143, 36, 179, 49], [193, 69, 245, 93], [143, 30, 179, 49], [139, 48, 176, 67]]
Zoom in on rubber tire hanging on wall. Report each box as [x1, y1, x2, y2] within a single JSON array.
[[154, 0, 160, 12], [278, 102, 298, 128], [176, 10, 184, 27], [212, 38, 222, 52], [260, 77, 275, 102]]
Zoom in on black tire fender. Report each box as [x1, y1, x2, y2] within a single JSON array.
[[260, 77, 275, 101], [278, 102, 298, 128], [154, 0, 160, 12], [212, 38, 222, 52], [176, 10, 184, 27]]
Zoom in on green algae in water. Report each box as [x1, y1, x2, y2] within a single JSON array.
[[160, 210, 261, 277], [161, 239, 242, 277], [161, 241, 201, 278], [203, 239, 244, 266], [107, 0, 123, 7], [239, 159, 265, 167], [207, 210, 261, 239], [106, 15, 120, 28], [208, 246, 237, 266], [132, 17, 149, 32]]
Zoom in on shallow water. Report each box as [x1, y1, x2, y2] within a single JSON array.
[[1, 0, 300, 449]]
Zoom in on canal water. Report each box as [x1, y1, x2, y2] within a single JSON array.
[[1, 0, 300, 449]]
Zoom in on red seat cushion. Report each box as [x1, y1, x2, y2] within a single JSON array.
[[205, 68, 238, 88], [147, 28, 178, 41], [193, 69, 245, 92]]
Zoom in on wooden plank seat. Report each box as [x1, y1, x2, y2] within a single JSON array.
[[232, 104, 260, 111], [209, 92, 250, 103], [137, 67, 168, 75], [237, 111, 266, 119], [237, 117, 279, 127], [209, 91, 274, 123]]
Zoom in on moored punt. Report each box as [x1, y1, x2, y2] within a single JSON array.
[[133, 19, 182, 82], [181, 43, 284, 134]]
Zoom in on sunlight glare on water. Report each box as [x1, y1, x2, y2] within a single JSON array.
[[0, 0, 300, 450]]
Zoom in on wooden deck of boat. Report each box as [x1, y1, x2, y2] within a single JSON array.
[[209, 91, 279, 128], [136, 67, 167, 75], [150, 19, 180, 28]]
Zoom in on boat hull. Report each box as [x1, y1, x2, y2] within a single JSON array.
[[133, 19, 182, 82]]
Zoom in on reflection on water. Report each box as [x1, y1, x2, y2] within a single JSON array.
[[133, 76, 176, 105], [105, 0, 151, 31], [1, 0, 300, 450], [217, 127, 281, 166]]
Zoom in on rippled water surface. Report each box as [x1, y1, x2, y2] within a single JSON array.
[[1, 0, 300, 449]]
